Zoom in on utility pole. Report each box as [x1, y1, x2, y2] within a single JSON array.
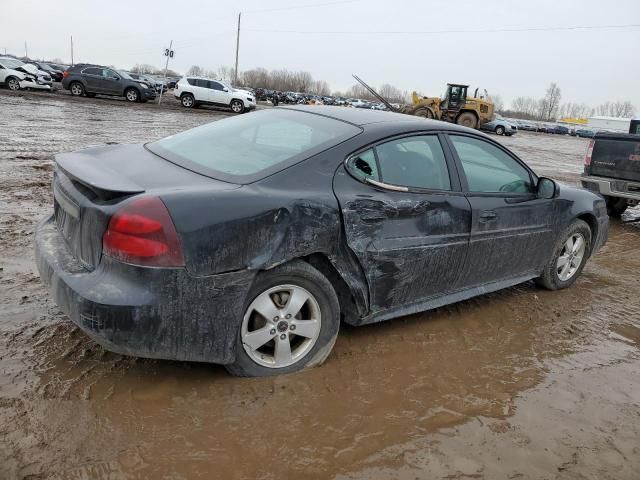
[[158, 40, 173, 106], [24, 41, 28, 58], [70, 35, 74, 65], [234, 12, 241, 86]]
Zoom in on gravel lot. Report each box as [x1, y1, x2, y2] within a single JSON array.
[[1, 90, 639, 480]]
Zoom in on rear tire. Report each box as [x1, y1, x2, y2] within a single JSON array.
[[180, 93, 195, 108], [225, 260, 340, 377], [69, 82, 84, 96], [6, 76, 21, 91], [230, 99, 245, 114], [536, 219, 591, 290], [604, 196, 628, 217], [456, 112, 478, 129], [411, 106, 434, 119]]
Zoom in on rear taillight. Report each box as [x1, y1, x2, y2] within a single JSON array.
[[584, 140, 595, 166], [63, 71, 69, 78], [103, 196, 184, 267]]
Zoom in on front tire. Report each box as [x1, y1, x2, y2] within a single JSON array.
[[495, 125, 505, 135], [230, 99, 245, 113], [226, 260, 340, 377], [536, 219, 591, 290], [125, 88, 139, 102], [7, 76, 21, 91]]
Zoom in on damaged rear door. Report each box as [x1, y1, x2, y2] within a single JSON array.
[[333, 133, 471, 317]]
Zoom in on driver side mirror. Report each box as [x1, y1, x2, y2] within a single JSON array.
[[537, 177, 557, 199], [223, 87, 229, 92]]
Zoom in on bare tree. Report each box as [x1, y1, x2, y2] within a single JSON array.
[[595, 100, 636, 118], [489, 94, 504, 113], [131, 64, 157, 74], [540, 83, 562, 121], [186, 65, 204, 76]]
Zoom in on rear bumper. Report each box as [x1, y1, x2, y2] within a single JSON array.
[[34, 215, 255, 364], [581, 175, 640, 201]]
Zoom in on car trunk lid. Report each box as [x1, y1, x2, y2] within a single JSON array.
[[53, 143, 238, 270]]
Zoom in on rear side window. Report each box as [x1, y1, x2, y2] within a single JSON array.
[[346, 135, 451, 191], [82, 67, 101, 75], [449, 135, 533, 193], [186, 78, 197, 86], [147, 109, 361, 183], [195, 79, 209, 88]]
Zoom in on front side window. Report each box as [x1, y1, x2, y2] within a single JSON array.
[[209, 81, 224, 91], [449, 135, 533, 193]]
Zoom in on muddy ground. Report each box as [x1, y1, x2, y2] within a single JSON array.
[[1, 90, 639, 480]]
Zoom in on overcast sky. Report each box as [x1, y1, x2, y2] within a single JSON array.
[[2, 0, 639, 108]]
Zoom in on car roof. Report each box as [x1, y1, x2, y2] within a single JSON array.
[[280, 105, 476, 132]]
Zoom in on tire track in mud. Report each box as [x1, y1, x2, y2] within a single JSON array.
[[1, 92, 640, 479]]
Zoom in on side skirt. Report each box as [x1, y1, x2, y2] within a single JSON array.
[[354, 273, 538, 326]]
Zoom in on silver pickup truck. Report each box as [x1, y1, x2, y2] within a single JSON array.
[[581, 120, 640, 217]]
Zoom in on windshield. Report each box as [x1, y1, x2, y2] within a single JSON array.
[[146, 109, 361, 183], [0, 58, 25, 69], [118, 70, 133, 80]]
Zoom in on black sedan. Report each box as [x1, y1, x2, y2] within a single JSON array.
[[35, 106, 609, 376]]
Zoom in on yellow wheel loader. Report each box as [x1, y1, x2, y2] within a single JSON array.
[[353, 75, 494, 130]]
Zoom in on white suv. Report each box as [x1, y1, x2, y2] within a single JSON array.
[[0, 57, 52, 91], [174, 77, 255, 113]]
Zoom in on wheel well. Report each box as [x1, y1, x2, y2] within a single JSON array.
[[125, 86, 139, 94], [180, 92, 193, 98], [576, 213, 598, 255], [230, 98, 244, 105], [303, 253, 359, 322]]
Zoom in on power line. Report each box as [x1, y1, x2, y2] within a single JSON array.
[[245, 23, 640, 35], [244, 0, 358, 14]]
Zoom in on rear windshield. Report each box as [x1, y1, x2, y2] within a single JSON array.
[[146, 109, 361, 183]]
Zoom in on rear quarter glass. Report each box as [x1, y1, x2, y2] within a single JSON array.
[[145, 109, 362, 184]]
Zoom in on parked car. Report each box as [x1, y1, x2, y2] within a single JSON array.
[[516, 120, 537, 131], [576, 128, 595, 138], [62, 64, 156, 102], [30, 62, 64, 82], [480, 115, 517, 136], [549, 125, 570, 135], [35, 106, 608, 377], [581, 127, 640, 217], [174, 77, 256, 113], [0, 57, 52, 91], [127, 72, 163, 93]]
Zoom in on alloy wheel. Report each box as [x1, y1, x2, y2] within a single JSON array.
[[70, 83, 83, 95], [126, 90, 138, 102], [557, 233, 586, 281], [182, 95, 193, 107], [8, 78, 20, 90], [231, 100, 243, 113], [241, 284, 321, 368]]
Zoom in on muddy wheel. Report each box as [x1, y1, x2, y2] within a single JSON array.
[[125, 88, 139, 102], [495, 125, 506, 135], [604, 196, 627, 217], [226, 260, 340, 377], [70, 82, 84, 96], [536, 219, 591, 290], [230, 99, 245, 114], [7, 76, 21, 91], [181, 93, 195, 108], [457, 112, 478, 129], [412, 107, 434, 119]]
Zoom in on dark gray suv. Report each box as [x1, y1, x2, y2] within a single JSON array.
[[61, 64, 156, 102]]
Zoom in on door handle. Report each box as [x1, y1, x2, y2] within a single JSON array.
[[479, 211, 497, 221], [360, 212, 387, 222]]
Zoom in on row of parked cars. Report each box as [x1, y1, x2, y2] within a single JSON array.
[[478, 114, 600, 138]]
